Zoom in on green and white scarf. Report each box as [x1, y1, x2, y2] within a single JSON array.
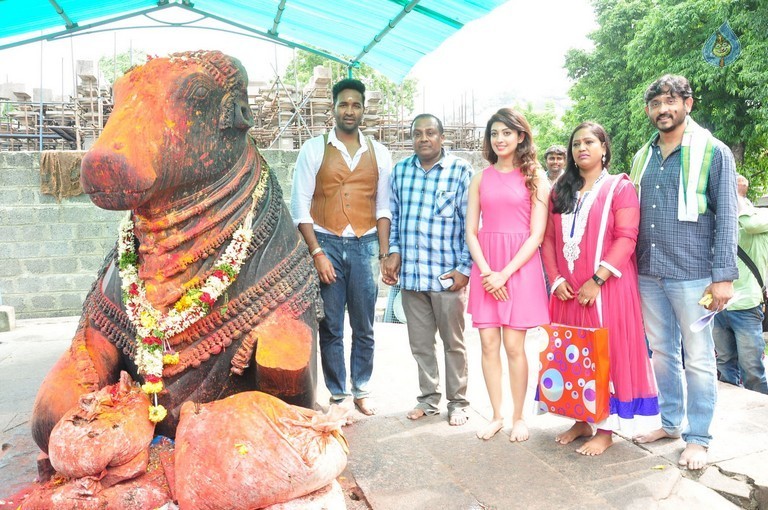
[[630, 116, 715, 222]]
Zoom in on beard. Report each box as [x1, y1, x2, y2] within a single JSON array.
[[654, 112, 686, 133], [335, 117, 361, 134]]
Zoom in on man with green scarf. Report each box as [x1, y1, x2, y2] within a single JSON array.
[[631, 75, 738, 471]]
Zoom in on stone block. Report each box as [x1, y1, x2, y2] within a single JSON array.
[[0, 188, 21, 204], [10, 241, 41, 259], [71, 239, 99, 255], [719, 450, 768, 488], [39, 240, 70, 258], [21, 258, 53, 274], [755, 485, 768, 510], [0, 304, 16, 331], [30, 293, 56, 312], [0, 225, 23, 243], [698, 466, 751, 501], [1, 167, 39, 188], [0, 258, 21, 277], [2, 207, 37, 226], [75, 222, 104, 239], [59, 292, 86, 312], [78, 255, 109, 272], [48, 223, 76, 240]]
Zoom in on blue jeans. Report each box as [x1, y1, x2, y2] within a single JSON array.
[[638, 276, 717, 447], [713, 306, 768, 394], [315, 232, 379, 402]]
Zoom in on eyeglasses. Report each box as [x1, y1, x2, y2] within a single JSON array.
[[647, 96, 681, 110]]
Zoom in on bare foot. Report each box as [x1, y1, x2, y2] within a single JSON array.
[[476, 419, 504, 440], [406, 408, 426, 420], [509, 419, 529, 442], [449, 408, 468, 426], [576, 432, 613, 456], [354, 398, 376, 416], [633, 428, 680, 444], [555, 421, 593, 445], [679, 443, 708, 470]]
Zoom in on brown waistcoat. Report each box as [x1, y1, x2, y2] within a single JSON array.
[[310, 135, 378, 237]]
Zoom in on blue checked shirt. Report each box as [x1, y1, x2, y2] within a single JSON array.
[[636, 133, 738, 282], [389, 151, 474, 291]]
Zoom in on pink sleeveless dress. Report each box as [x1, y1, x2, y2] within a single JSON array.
[[467, 166, 550, 329]]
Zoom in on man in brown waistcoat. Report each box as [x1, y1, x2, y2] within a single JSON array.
[[290, 78, 392, 416]]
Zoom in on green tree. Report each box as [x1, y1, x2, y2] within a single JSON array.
[[563, 0, 653, 173], [284, 50, 418, 117], [565, 0, 767, 193], [98, 50, 147, 85], [517, 102, 570, 166]]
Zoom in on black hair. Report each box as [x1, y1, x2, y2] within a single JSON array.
[[552, 122, 612, 214], [410, 113, 444, 135], [545, 144, 567, 157], [644, 74, 693, 104], [332, 78, 366, 104]]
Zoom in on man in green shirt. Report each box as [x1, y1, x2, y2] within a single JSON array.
[[712, 175, 768, 394]]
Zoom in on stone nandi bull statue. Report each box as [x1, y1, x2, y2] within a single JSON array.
[[31, 51, 322, 447]]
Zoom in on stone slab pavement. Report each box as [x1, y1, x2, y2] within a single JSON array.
[[1, 315, 767, 509]]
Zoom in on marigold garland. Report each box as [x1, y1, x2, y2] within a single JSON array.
[[118, 168, 269, 423]]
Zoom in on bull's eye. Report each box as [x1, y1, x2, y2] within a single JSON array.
[[192, 85, 209, 100], [176, 74, 216, 103]]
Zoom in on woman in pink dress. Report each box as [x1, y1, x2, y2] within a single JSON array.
[[541, 122, 660, 455], [466, 108, 550, 442]]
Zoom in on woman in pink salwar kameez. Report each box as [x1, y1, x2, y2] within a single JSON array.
[[541, 122, 660, 456]]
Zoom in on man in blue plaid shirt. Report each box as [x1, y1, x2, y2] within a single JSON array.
[[631, 74, 738, 470], [382, 114, 474, 426]]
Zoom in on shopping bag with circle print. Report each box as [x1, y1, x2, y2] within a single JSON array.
[[535, 323, 611, 423]]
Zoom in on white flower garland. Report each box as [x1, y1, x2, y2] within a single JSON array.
[[117, 168, 268, 422]]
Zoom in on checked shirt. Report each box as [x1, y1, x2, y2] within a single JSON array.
[[389, 151, 473, 292]]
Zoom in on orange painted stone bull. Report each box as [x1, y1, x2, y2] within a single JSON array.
[[30, 50, 322, 451]]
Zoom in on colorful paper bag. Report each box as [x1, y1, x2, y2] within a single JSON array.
[[536, 323, 611, 423]]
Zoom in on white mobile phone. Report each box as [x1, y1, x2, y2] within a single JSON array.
[[439, 272, 454, 289]]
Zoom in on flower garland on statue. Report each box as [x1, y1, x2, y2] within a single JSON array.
[[117, 168, 269, 423]]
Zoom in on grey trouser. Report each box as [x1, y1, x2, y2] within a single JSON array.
[[401, 289, 470, 414]]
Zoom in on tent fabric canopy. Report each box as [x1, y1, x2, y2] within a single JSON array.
[[0, 0, 506, 82]]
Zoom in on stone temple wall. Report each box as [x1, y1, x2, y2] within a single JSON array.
[[1, 149, 487, 319]]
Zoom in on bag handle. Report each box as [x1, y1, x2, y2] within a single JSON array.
[[592, 175, 621, 327]]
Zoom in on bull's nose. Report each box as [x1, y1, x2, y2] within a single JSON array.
[[81, 149, 156, 194], [81, 149, 157, 210]]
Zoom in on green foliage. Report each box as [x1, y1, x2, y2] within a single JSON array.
[[517, 102, 570, 166], [284, 50, 418, 116], [98, 50, 147, 85], [741, 133, 768, 200], [565, 0, 767, 182]]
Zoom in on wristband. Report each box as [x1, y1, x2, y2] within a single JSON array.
[[591, 274, 605, 286], [310, 247, 323, 256]]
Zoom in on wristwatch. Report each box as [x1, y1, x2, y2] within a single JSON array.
[[591, 274, 605, 286], [378, 253, 389, 260]]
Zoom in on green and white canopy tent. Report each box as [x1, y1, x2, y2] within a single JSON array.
[[0, 0, 507, 82]]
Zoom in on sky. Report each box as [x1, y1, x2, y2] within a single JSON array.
[[0, 0, 597, 121]]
